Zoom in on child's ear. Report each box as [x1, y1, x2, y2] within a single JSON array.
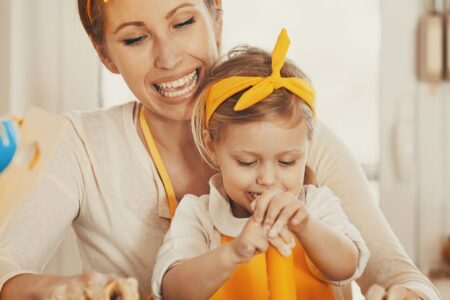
[[203, 130, 219, 166]]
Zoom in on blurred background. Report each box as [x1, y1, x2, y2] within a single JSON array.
[[1, 0, 450, 298]]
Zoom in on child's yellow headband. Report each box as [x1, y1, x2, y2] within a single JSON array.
[[87, 0, 109, 23], [204, 28, 316, 127]]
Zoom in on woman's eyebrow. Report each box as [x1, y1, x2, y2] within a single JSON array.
[[114, 21, 145, 34], [166, 3, 195, 19]]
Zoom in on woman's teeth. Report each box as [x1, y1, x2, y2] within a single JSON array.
[[155, 70, 198, 98]]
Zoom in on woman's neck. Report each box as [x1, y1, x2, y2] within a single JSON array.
[[138, 106, 194, 153]]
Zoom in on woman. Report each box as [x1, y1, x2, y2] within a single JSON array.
[[0, 0, 439, 299]]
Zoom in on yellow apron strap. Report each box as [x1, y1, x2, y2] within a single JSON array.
[[139, 107, 177, 218]]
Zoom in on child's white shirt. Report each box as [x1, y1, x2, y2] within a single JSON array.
[[151, 174, 370, 300]]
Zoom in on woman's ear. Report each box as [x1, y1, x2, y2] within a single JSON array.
[[92, 40, 119, 74], [203, 130, 219, 167]]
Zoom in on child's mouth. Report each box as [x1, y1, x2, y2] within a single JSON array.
[[248, 192, 262, 200]]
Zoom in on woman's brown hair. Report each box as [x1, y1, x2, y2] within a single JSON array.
[[192, 45, 316, 185]]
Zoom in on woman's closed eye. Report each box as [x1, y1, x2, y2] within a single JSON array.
[[173, 17, 196, 29], [123, 36, 146, 46]]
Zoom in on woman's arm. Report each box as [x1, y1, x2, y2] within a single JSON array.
[[1, 272, 123, 300], [0, 274, 64, 300], [0, 120, 85, 298], [308, 121, 440, 299]]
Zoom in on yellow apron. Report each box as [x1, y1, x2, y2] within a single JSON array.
[[140, 107, 334, 300], [211, 236, 334, 300]]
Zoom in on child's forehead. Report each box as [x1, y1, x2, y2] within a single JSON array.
[[219, 120, 309, 152]]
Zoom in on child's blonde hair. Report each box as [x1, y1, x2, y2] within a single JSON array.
[[192, 46, 315, 180]]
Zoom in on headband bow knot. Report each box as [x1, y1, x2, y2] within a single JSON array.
[[205, 29, 316, 126]]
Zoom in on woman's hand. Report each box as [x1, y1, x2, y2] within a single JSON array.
[[366, 284, 425, 300], [44, 271, 119, 300]]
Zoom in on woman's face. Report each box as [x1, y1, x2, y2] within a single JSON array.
[[101, 0, 221, 121]]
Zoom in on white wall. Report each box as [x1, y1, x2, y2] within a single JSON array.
[[0, 1, 11, 114], [3, 0, 100, 115]]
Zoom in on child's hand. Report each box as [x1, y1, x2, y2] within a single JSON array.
[[230, 218, 269, 264], [252, 187, 311, 240]]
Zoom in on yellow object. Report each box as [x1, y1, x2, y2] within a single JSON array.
[[205, 28, 315, 127], [139, 107, 178, 218], [0, 107, 66, 232], [211, 236, 335, 300]]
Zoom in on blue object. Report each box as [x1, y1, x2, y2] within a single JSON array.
[[0, 119, 19, 173]]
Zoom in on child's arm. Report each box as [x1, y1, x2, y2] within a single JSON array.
[[291, 214, 359, 281], [162, 218, 269, 300]]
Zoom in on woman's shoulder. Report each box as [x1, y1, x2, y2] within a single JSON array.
[[60, 101, 139, 147], [308, 120, 363, 180], [64, 101, 136, 129]]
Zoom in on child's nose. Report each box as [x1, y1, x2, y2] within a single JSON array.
[[256, 165, 277, 186]]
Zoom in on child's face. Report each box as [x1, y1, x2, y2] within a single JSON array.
[[211, 120, 309, 217]]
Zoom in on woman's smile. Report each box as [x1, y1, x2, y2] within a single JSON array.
[[153, 68, 199, 99]]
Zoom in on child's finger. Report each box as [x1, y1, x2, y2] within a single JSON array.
[[268, 236, 291, 257], [268, 202, 300, 238], [263, 194, 290, 233], [288, 207, 310, 234], [254, 237, 270, 254], [252, 188, 282, 224], [278, 227, 296, 249]]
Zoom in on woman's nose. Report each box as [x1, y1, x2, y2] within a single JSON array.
[[154, 37, 182, 70]]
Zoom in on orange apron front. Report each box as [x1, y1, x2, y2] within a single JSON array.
[[211, 236, 335, 300]]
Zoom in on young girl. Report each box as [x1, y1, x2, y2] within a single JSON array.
[[151, 29, 370, 300]]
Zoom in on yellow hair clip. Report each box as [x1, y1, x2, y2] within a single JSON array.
[[87, 0, 110, 23], [204, 28, 316, 126]]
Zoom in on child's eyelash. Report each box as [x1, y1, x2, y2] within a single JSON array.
[[238, 161, 256, 166], [123, 36, 145, 46], [174, 17, 196, 29], [279, 160, 296, 166]]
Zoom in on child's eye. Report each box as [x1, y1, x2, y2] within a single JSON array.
[[174, 17, 195, 29], [123, 36, 146, 46], [238, 160, 256, 167], [279, 160, 296, 166]]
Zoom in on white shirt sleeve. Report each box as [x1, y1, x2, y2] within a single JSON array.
[[304, 185, 370, 286], [151, 195, 213, 300], [0, 120, 83, 291]]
